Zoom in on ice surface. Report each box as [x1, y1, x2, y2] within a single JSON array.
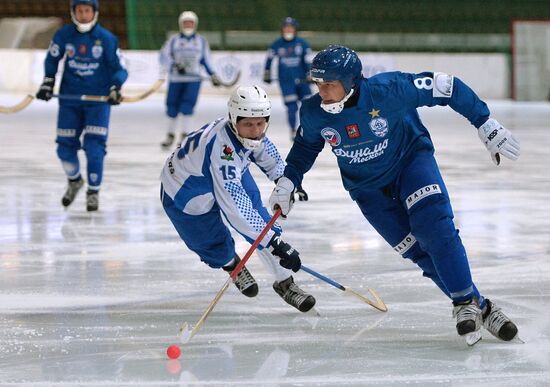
[[1, 92, 549, 385]]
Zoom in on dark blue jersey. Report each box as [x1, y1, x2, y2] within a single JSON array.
[[264, 37, 311, 82], [44, 23, 128, 104], [285, 71, 490, 191]]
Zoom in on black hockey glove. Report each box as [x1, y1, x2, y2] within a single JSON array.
[[263, 70, 271, 84], [295, 185, 308, 201], [210, 74, 221, 87], [175, 63, 187, 75], [268, 235, 301, 272], [36, 76, 55, 101], [107, 85, 122, 105]]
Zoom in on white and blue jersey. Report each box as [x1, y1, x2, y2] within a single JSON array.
[[264, 36, 312, 83], [160, 118, 285, 251], [44, 23, 128, 105], [159, 33, 215, 82], [286, 71, 490, 191]]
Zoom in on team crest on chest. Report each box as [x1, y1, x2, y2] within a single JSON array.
[[345, 124, 360, 139], [369, 117, 389, 138], [320, 127, 341, 146], [65, 43, 75, 58], [92, 40, 103, 58], [221, 144, 234, 161]]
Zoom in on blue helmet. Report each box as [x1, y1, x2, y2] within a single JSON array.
[[310, 45, 363, 94], [281, 17, 299, 29], [71, 0, 98, 11]]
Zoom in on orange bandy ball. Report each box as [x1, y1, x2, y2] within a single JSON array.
[[166, 344, 181, 359]]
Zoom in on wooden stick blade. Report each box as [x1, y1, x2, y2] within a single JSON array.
[[179, 322, 193, 344], [0, 95, 34, 114], [345, 287, 388, 312], [122, 79, 165, 102]]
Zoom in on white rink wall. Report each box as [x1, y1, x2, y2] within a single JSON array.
[[0, 49, 509, 99]]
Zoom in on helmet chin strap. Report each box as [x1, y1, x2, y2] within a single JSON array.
[[320, 88, 355, 114]]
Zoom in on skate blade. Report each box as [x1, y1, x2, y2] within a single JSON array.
[[465, 330, 482, 346], [179, 322, 193, 344], [510, 335, 525, 344], [308, 307, 321, 317]]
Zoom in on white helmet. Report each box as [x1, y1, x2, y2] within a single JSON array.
[[227, 85, 271, 150], [179, 11, 198, 37]]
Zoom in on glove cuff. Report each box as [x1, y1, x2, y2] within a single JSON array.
[[478, 118, 500, 138]]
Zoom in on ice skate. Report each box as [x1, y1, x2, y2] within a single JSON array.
[[61, 178, 84, 207], [160, 133, 175, 149], [482, 299, 519, 342], [223, 256, 258, 297], [453, 299, 483, 346], [86, 190, 99, 212], [273, 276, 316, 313]]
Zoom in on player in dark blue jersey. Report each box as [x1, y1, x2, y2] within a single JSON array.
[[269, 45, 520, 345], [263, 17, 313, 140], [36, 0, 128, 211]]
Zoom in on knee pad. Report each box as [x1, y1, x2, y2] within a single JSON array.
[[408, 193, 460, 258], [83, 135, 107, 162], [56, 138, 79, 161]]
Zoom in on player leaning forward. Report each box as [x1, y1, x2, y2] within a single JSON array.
[[270, 45, 520, 344], [36, 0, 128, 211], [160, 85, 316, 312]]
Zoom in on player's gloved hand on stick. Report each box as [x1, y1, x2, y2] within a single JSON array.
[[175, 63, 187, 75], [295, 185, 308, 201], [263, 70, 271, 84], [268, 235, 301, 272], [36, 77, 55, 101], [210, 74, 221, 87], [477, 118, 520, 165], [107, 85, 122, 105], [270, 176, 295, 217]]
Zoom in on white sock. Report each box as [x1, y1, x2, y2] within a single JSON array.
[[167, 116, 177, 135], [257, 249, 293, 282], [180, 115, 194, 136]]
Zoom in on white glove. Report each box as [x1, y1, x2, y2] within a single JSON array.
[[269, 176, 295, 217], [477, 118, 520, 165]]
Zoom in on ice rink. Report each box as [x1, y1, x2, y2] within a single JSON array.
[[1, 91, 549, 386]]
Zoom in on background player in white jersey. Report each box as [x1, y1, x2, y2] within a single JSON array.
[[159, 11, 222, 149], [270, 45, 520, 344], [160, 85, 316, 312]]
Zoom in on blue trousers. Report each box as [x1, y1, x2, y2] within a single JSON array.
[[279, 80, 311, 132], [166, 81, 201, 117], [350, 150, 482, 305], [161, 170, 279, 268], [56, 103, 110, 191]]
